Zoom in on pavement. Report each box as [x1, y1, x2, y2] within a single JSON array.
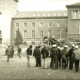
[[0, 55, 80, 80]]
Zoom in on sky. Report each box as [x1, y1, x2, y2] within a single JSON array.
[[18, 0, 80, 11]]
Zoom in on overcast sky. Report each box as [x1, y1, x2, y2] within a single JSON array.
[[18, 0, 80, 11]]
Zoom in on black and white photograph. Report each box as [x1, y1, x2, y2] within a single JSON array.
[[0, 0, 80, 80]]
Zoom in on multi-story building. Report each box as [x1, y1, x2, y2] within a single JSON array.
[[11, 2, 80, 45], [66, 2, 80, 40], [0, 0, 18, 46], [11, 11, 68, 45]]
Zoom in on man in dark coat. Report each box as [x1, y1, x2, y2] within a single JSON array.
[[41, 45, 49, 69], [6, 46, 11, 62], [33, 46, 41, 67], [26, 45, 32, 67], [57, 46, 62, 68], [18, 46, 22, 58], [50, 44, 59, 69], [74, 45, 79, 72], [69, 44, 75, 70], [62, 45, 68, 69]]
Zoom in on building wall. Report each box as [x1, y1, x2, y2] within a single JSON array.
[[67, 8, 80, 39], [11, 17, 67, 45], [0, 0, 18, 46]]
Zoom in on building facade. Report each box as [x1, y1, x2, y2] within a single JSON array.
[[11, 2, 80, 45], [11, 11, 68, 45], [66, 2, 80, 40], [0, 0, 18, 46]]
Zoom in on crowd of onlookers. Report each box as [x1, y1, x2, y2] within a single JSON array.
[[5, 43, 80, 72]]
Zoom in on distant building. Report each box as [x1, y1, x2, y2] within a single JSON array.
[[11, 11, 68, 45], [10, 2, 80, 45]]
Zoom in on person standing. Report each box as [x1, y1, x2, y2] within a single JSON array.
[[62, 45, 68, 69], [41, 45, 49, 69], [18, 46, 22, 58], [57, 46, 62, 68], [26, 45, 32, 67], [6, 46, 11, 62], [74, 45, 79, 72], [50, 44, 59, 69], [11, 46, 14, 58], [69, 44, 75, 70], [33, 46, 41, 67]]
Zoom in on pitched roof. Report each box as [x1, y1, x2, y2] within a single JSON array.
[[66, 2, 80, 8], [13, 10, 67, 19]]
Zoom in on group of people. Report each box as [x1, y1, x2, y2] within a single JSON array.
[[5, 43, 80, 72], [5, 45, 22, 62], [26, 44, 80, 72]]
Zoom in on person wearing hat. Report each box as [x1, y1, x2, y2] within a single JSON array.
[[50, 44, 59, 69], [33, 46, 41, 67], [57, 46, 62, 68], [68, 44, 75, 70], [62, 45, 68, 69]]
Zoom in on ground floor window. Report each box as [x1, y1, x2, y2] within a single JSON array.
[[32, 42, 35, 45]]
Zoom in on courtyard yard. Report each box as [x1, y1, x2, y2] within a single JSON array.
[[0, 55, 80, 80]]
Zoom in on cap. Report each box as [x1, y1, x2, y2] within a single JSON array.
[[75, 45, 79, 49], [72, 44, 75, 47], [64, 45, 68, 48], [52, 44, 57, 47], [57, 46, 60, 49]]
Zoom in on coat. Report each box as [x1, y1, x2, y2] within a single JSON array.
[[51, 47, 59, 59], [6, 47, 11, 56], [62, 49, 68, 60], [33, 48, 41, 58], [26, 47, 32, 56], [41, 47, 48, 59]]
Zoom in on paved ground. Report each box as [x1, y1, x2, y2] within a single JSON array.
[[0, 55, 80, 80]]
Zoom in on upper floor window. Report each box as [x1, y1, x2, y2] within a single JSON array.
[[41, 30, 43, 38], [32, 30, 35, 38], [48, 22, 52, 27], [40, 22, 43, 27], [16, 23, 19, 27], [72, 10, 78, 19], [24, 30, 27, 38], [32, 23, 35, 27], [24, 23, 27, 27]]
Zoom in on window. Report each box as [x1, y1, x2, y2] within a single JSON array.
[[32, 23, 35, 27], [48, 22, 52, 27], [24, 23, 27, 27], [32, 30, 35, 38], [48, 30, 52, 37], [40, 22, 43, 27], [24, 30, 27, 38], [41, 31, 43, 38], [57, 22, 60, 27], [16, 23, 19, 27], [72, 10, 78, 19], [32, 42, 35, 45]]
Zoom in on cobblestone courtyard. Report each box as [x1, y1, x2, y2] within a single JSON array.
[[0, 55, 80, 80]]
